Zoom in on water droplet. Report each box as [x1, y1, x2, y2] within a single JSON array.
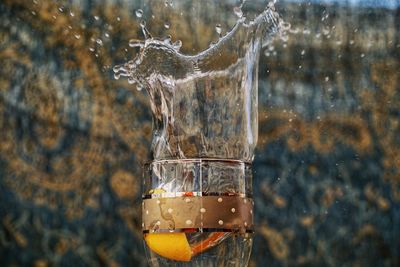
[[135, 9, 143, 18], [116, 17, 121, 21], [218, 220, 224, 225], [186, 220, 192, 225], [31, 11, 36, 16], [128, 77, 136, 84], [164, 22, 170, 29], [233, 6, 243, 18], [231, 208, 236, 213], [173, 40, 182, 50], [69, 11, 75, 17], [74, 34, 81, 39], [89, 47, 95, 52], [136, 84, 143, 91], [218, 198, 223, 203], [215, 24, 222, 35], [200, 208, 206, 213], [94, 15, 99, 21], [96, 39, 103, 45], [104, 33, 110, 38], [58, 7, 64, 12], [301, 50, 305, 56], [140, 20, 146, 28]]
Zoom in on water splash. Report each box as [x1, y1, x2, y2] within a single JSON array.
[[113, 3, 284, 160]]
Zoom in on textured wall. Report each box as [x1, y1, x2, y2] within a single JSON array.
[[0, 0, 399, 266]]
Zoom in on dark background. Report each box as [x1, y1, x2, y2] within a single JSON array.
[[0, 0, 399, 266]]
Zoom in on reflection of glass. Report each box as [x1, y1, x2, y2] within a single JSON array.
[[113, 1, 281, 266]]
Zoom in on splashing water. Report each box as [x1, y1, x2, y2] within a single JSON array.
[[113, 3, 285, 265], [114, 5, 283, 161]]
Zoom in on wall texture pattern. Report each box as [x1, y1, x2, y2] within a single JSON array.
[[0, 0, 399, 266]]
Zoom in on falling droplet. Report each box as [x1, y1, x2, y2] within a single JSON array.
[[74, 34, 81, 39], [135, 9, 143, 18], [215, 24, 222, 35], [104, 33, 110, 38], [89, 47, 95, 52], [96, 39, 103, 45], [69, 11, 75, 17], [164, 22, 170, 29], [58, 7, 64, 12], [94, 15, 99, 21]]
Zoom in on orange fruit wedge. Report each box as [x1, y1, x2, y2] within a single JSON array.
[[144, 232, 192, 262]]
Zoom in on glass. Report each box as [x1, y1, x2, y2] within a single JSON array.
[[114, 1, 283, 266]]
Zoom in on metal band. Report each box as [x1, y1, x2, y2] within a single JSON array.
[[142, 195, 253, 233]]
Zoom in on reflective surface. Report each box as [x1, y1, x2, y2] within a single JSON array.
[[0, 0, 399, 266]]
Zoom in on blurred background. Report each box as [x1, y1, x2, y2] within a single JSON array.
[[0, 0, 399, 266]]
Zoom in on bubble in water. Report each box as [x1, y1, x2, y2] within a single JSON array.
[[215, 24, 222, 35], [164, 22, 170, 29], [136, 9, 143, 18]]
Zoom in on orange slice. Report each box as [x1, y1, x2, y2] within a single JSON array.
[[144, 189, 227, 261], [145, 232, 192, 262], [145, 188, 192, 261]]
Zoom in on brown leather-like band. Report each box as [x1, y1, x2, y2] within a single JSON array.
[[142, 195, 254, 233]]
